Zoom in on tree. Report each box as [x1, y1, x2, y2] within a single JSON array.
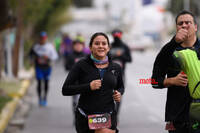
[[33, 0, 72, 37], [0, 0, 15, 31], [6, 0, 72, 78], [12, 0, 24, 77]]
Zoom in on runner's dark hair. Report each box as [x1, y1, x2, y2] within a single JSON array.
[[89, 32, 110, 47], [175, 10, 197, 24]]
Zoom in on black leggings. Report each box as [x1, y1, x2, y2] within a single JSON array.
[[75, 109, 118, 133], [37, 79, 49, 101]]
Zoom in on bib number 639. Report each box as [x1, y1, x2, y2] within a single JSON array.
[[88, 113, 111, 129]]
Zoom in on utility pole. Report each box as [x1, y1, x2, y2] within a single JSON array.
[[5, 30, 13, 78], [12, 1, 24, 77], [19, 36, 24, 70]]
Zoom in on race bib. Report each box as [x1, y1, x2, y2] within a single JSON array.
[[88, 113, 111, 129]]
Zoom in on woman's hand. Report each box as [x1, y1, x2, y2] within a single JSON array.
[[90, 79, 102, 91], [113, 90, 121, 102]]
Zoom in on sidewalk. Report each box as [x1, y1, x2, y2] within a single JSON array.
[[21, 61, 75, 133], [0, 69, 34, 133]]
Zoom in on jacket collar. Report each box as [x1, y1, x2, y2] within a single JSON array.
[[85, 55, 114, 70]]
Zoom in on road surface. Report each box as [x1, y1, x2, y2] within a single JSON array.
[[22, 50, 168, 133]]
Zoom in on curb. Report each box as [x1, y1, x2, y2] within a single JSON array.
[[8, 80, 30, 98], [0, 69, 34, 133], [0, 97, 19, 133]]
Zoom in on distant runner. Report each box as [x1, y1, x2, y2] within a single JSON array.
[[30, 31, 58, 106]]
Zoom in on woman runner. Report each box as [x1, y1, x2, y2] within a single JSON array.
[[62, 32, 124, 133]]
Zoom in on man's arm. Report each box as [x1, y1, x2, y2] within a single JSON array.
[[151, 51, 167, 88], [163, 72, 188, 87], [151, 37, 180, 88], [152, 37, 188, 88], [152, 56, 187, 88]]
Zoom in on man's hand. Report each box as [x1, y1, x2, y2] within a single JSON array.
[[113, 90, 121, 102], [175, 28, 189, 43], [172, 71, 188, 86], [164, 71, 188, 87], [90, 79, 101, 91]]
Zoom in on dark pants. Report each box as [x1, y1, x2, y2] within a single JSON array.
[[35, 66, 51, 102], [37, 79, 49, 101]]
